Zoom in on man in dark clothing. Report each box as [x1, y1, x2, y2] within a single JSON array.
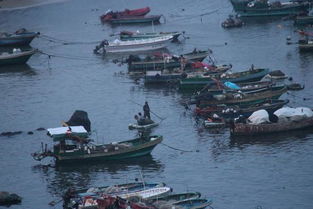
[[143, 102, 151, 119]]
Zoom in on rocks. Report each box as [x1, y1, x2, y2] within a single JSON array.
[[0, 191, 22, 205]]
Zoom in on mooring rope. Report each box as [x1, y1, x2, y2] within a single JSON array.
[[39, 34, 101, 45], [38, 50, 98, 61], [161, 142, 198, 153]]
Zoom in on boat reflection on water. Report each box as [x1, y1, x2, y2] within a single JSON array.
[[32, 155, 164, 198], [0, 63, 36, 75], [230, 128, 313, 147]]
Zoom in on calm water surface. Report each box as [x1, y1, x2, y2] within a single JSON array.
[[1, 0, 313, 209]]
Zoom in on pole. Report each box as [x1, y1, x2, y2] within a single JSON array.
[[128, 100, 166, 120]]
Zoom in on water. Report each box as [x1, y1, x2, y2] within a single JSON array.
[[1, 0, 313, 208]]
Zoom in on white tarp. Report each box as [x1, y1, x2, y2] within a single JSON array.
[[47, 126, 87, 136], [274, 107, 313, 122], [247, 109, 270, 124]]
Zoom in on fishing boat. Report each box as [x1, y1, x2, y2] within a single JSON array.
[[127, 50, 210, 74], [31, 126, 163, 163], [128, 118, 159, 130], [120, 31, 181, 41], [108, 15, 162, 25], [76, 194, 157, 209], [194, 81, 278, 100], [298, 39, 313, 51], [148, 192, 201, 203], [0, 48, 37, 66], [95, 36, 173, 54], [100, 7, 151, 22], [197, 85, 287, 107], [74, 182, 165, 195], [0, 29, 39, 46], [230, 0, 310, 17], [154, 198, 212, 209], [230, 107, 313, 136], [179, 68, 270, 91], [144, 64, 232, 84], [222, 15, 244, 28], [294, 15, 313, 25]]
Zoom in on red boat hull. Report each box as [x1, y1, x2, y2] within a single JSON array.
[[101, 7, 150, 22]]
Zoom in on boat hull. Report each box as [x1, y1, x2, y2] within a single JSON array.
[[0, 49, 36, 66], [109, 15, 161, 24], [230, 0, 309, 17], [128, 51, 209, 73], [120, 32, 181, 41], [0, 32, 38, 46], [179, 68, 270, 91], [54, 136, 163, 163], [231, 116, 313, 136], [104, 38, 171, 53]]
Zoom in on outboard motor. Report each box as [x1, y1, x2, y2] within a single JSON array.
[[66, 110, 91, 132]]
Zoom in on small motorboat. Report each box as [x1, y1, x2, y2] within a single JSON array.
[[100, 7, 151, 22], [94, 35, 173, 54], [0, 48, 37, 66], [0, 28, 39, 46]]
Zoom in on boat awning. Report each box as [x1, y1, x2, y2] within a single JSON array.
[[47, 126, 88, 141]]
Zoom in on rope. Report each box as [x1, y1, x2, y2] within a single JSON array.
[[38, 50, 98, 61], [168, 9, 219, 22], [161, 142, 198, 153], [39, 34, 101, 45]]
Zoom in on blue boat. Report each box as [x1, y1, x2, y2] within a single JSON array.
[[0, 29, 39, 46], [172, 198, 213, 209]]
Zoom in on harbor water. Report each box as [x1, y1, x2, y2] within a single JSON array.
[[1, 0, 313, 208]]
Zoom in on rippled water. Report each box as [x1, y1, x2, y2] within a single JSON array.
[[1, 0, 313, 209]]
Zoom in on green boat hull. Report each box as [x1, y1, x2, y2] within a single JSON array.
[[230, 0, 309, 17], [295, 16, 313, 25], [0, 52, 34, 66], [53, 136, 163, 163], [128, 51, 209, 73], [179, 68, 269, 91]]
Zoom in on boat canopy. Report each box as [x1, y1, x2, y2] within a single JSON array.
[[47, 126, 88, 141]]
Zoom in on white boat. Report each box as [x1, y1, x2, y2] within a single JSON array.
[[118, 186, 172, 199], [102, 35, 173, 53]]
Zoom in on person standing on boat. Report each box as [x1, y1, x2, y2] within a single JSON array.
[[143, 102, 151, 119]]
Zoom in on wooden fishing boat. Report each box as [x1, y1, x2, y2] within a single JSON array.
[[294, 15, 313, 25], [127, 50, 209, 73], [0, 29, 39, 46], [148, 192, 201, 203], [197, 85, 287, 107], [144, 65, 232, 84], [298, 39, 313, 51], [154, 198, 212, 209], [0, 49, 37, 66], [230, 0, 310, 17], [100, 7, 151, 22], [31, 126, 163, 163], [74, 182, 165, 195], [77, 194, 156, 209], [120, 31, 181, 41], [128, 122, 159, 130], [230, 116, 313, 136], [97, 36, 173, 54], [220, 99, 289, 119], [179, 68, 270, 91], [195, 81, 277, 99], [108, 15, 162, 25]]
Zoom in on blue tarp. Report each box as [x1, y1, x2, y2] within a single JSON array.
[[224, 81, 240, 89]]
